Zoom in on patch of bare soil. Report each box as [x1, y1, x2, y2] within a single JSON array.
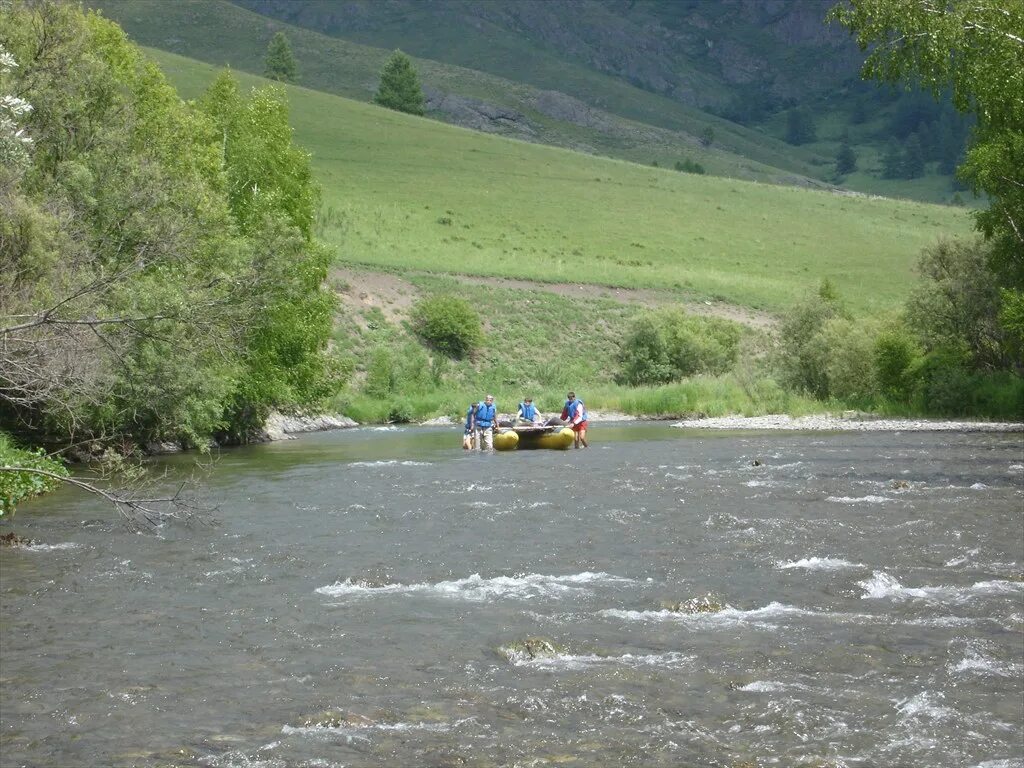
[[330, 266, 776, 330], [331, 267, 419, 329]]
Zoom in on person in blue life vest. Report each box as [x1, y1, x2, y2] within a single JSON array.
[[560, 391, 589, 448], [516, 397, 543, 424], [474, 394, 497, 451], [462, 401, 477, 449]]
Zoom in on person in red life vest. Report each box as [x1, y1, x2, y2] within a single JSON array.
[[560, 391, 589, 448], [474, 394, 497, 451]]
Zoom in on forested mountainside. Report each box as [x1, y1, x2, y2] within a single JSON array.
[[232, 0, 863, 112], [228, 0, 974, 203]]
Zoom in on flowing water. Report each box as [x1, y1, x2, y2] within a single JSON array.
[[1, 424, 1022, 768]]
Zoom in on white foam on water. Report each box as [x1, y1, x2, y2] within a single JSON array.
[[777, 556, 864, 571], [744, 479, 778, 487], [736, 680, 814, 693], [944, 548, 981, 567], [600, 601, 816, 628], [949, 648, 1024, 678], [972, 760, 1024, 768], [825, 495, 894, 504], [860, 571, 1024, 601], [508, 650, 693, 671], [17, 542, 81, 552], [970, 482, 989, 490], [317, 571, 633, 601], [348, 459, 431, 467], [204, 557, 254, 578], [200, 751, 289, 768], [282, 716, 474, 739], [894, 691, 956, 722]]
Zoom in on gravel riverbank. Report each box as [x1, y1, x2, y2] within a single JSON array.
[[671, 414, 1024, 432]]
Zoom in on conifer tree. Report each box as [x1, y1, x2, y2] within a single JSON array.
[[785, 106, 816, 145], [902, 134, 925, 179], [881, 138, 903, 179], [835, 140, 857, 176], [374, 50, 425, 116], [264, 32, 297, 83]]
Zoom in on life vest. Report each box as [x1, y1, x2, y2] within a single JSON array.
[[564, 399, 587, 424], [464, 404, 477, 431], [518, 402, 538, 421], [475, 401, 496, 428]]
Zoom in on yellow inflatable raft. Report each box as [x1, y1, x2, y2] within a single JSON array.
[[494, 426, 574, 451]]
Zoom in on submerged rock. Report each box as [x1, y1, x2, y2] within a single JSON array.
[[661, 594, 726, 614], [500, 637, 564, 663], [0, 532, 35, 547]]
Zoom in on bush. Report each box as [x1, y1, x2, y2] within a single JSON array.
[[674, 158, 706, 174], [822, 318, 879, 401], [906, 238, 1012, 370], [910, 348, 976, 415], [410, 295, 483, 359], [874, 323, 922, 400], [774, 291, 843, 398], [0, 432, 68, 516], [617, 309, 741, 385]]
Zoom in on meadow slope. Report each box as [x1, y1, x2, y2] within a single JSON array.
[[152, 47, 972, 316]]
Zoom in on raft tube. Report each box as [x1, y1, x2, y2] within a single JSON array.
[[493, 430, 520, 451], [494, 427, 574, 451]]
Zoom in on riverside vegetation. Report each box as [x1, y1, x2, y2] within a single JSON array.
[[1, 1, 1021, 517]]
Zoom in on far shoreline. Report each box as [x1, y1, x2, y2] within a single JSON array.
[[668, 414, 1024, 433]]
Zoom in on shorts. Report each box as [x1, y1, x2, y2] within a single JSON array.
[[570, 420, 588, 432]]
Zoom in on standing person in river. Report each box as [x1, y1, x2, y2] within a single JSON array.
[[561, 391, 589, 448], [474, 394, 497, 451]]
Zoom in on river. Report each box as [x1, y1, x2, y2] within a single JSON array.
[[1, 424, 1022, 767]]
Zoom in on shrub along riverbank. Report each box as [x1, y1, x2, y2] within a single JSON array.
[[327, 264, 1022, 427]]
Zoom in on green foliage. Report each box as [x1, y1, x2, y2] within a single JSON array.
[[785, 106, 816, 145], [835, 140, 857, 176], [821, 317, 879, 401], [831, 0, 1024, 347], [673, 158, 706, 174], [410, 295, 483, 359], [0, 432, 68, 516], [374, 49, 425, 116], [774, 290, 844, 399], [264, 31, 297, 83], [909, 347, 976, 416], [905, 238, 1016, 371], [363, 342, 432, 399], [881, 138, 903, 179], [198, 71, 318, 239], [902, 134, 925, 179], [699, 126, 715, 147], [617, 308, 742, 386], [873, 322, 921, 400], [0, 4, 339, 453]]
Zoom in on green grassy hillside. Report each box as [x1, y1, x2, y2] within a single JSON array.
[[175, 0, 971, 205], [152, 47, 971, 316]]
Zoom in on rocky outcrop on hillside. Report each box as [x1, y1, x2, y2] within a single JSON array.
[[423, 87, 536, 138]]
